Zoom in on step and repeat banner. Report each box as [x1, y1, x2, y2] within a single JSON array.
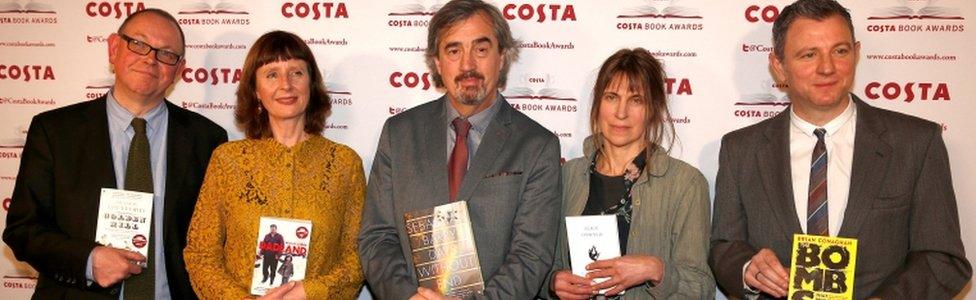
[[1, 0, 974, 299]]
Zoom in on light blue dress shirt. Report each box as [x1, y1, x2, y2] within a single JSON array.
[[85, 89, 171, 299]]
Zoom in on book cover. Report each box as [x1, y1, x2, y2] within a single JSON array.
[[250, 217, 313, 296], [565, 215, 621, 295], [404, 201, 485, 298], [95, 188, 154, 266], [788, 234, 858, 300]]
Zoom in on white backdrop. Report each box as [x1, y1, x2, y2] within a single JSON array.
[[0, 0, 973, 299]]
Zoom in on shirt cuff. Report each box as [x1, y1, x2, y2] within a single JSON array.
[[85, 249, 95, 286]]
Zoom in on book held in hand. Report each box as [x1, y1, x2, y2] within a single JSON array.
[[250, 217, 313, 296], [404, 201, 485, 298], [95, 188, 153, 267], [788, 234, 858, 300], [565, 215, 622, 295]]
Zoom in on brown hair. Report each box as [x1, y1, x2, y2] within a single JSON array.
[[235, 30, 331, 139], [425, 0, 519, 89], [590, 48, 675, 161], [772, 0, 854, 59]]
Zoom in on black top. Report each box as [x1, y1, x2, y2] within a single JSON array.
[[582, 149, 647, 254], [584, 171, 631, 253]]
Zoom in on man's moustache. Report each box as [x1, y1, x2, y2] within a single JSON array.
[[455, 71, 484, 82]]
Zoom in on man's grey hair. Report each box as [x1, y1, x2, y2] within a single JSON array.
[[772, 0, 854, 59], [425, 0, 519, 88]]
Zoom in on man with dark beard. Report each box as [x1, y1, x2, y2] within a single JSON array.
[[357, 0, 562, 299]]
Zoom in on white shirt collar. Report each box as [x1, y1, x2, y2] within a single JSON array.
[[789, 96, 856, 138]]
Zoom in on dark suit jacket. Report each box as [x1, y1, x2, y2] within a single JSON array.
[[358, 96, 562, 299], [709, 96, 971, 299], [3, 96, 227, 299]]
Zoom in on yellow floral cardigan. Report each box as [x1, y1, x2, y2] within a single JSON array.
[[184, 135, 365, 299]]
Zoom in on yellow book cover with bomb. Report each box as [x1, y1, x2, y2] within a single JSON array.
[[788, 234, 857, 300]]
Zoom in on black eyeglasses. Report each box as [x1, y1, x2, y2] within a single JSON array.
[[118, 33, 183, 66]]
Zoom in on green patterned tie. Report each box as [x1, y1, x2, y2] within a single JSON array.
[[124, 118, 154, 299]]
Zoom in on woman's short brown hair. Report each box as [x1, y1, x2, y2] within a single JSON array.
[[235, 30, 331, 139], [590, 48, 675, 160]]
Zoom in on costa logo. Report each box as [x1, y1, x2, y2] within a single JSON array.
[[281, 2, 348, 20], [181, 67, 242, 85], [868, 2, 963, 20], [296, 226, 309, 239], [85, 78, 113, 100], [864, 82, 950, 102], [177, 2, 250, 25], [502, 4, 576, 23], [178, 1, 248, 15], [86, 2, 145, 19], [387, 2, 440, 17], [505, 74, 577, 112], [666, 78, 693, 95], [0, 1, 55, 14], [0, 64, 55, 82], [745, 5, 780, 23], [389, 72, 431, 90], [616, 3, 702, 19], [0, 149, 19, 159]]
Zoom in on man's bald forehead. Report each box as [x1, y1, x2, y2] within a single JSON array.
[[117, 8, 185, 50]]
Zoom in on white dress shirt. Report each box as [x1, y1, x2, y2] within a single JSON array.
[[742, 98, 857, 295], [788, 98, 856, 237]]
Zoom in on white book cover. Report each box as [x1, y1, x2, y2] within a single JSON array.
[[565, 215, 622, 294], [94, 188, 153, 266], [250, 217, 313, 296]]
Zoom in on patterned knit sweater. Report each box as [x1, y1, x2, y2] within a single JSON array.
[[184, 135, 365, 299]]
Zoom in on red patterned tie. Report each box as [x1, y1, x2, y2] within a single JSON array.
[[448, 118, 471, 201], [807, 128, 828, 236]]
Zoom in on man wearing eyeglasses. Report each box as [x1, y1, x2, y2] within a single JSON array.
[[3, 8, 227, 300]]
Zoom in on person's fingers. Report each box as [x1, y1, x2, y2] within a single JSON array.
[[126, 262, 142, 275], [755, 271, 787, 297], [604, 284, 627, 297], [120, 250, 147, 262], [754, 251, 789, 290], [416, 287, 440, 299], [757, 250, 789, 281], [745, 266, 780, 298], [590, 276, 621, 290], [585, 258, 615, 271], [585, 269, 613, 279], [558, 272, 591, 286]]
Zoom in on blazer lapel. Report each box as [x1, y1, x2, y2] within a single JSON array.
[[456, 97, 512, 202], [568, 154, 592, 217], [422, 97, 451, 205], [80, 97, 117, 234], [838, 97, 892, 237], [757, 111, 803, 239], [163, 101, 192, 242]]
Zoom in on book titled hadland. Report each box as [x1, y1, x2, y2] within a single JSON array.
[[95, 188, 153, 267], [788, 234, 858, 300], [565, 215, 622, 295], [404, 201, 485, 298], [250, 217, 313, 296]]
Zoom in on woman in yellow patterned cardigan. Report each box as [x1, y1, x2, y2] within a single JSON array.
[[184, 31, 365, 299]]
